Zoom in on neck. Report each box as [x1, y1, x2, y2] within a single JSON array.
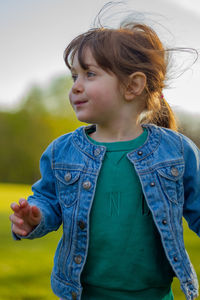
[[90, 120, 143, 143], [89, 94, 145, 142]]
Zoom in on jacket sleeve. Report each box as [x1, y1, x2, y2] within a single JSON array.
[[13, 141, 62, 240], [182, 135, 200, 237]]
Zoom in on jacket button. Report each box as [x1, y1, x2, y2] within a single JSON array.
[[83, 181, 91, 190], [173, 256, 178, 262], [71, 291, 77, 300], [94, 148, 101, 156], [150, 182, 155, 187], [171, 167, 179, 177], [74, 255, 82, 264], [162, 219, 167, 225], [138, 150, 143, 156], [64, 172, 72, 182], [78, 220, 86, 230]]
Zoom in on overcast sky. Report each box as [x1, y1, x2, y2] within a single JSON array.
[[1, 0, 200, 113]]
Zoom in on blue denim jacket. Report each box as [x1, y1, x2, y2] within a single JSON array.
[[14, 124, 200, 300]]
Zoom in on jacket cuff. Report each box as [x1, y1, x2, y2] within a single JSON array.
[[12, 214, 45, 240]]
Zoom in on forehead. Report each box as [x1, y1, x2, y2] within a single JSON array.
[[72, 47, 98, 68]]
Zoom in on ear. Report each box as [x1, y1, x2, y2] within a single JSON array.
[[124, 72, 146, 101]]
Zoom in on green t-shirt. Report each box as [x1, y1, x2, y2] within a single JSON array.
[[81, 129, 174, 300]]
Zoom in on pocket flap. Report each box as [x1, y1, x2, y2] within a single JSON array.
[[157, 162, 184, 204], [55, 169, 81, 186], [157, 164, 184, 181]]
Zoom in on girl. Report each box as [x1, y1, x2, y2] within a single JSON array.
[[10, 14, 200, 300]]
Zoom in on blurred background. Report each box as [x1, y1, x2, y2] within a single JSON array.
[[0, 0, 200, 299]]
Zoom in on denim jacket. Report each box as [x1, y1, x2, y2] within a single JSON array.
[[14, 124, 200, 300]]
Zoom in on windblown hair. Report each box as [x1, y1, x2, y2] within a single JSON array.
[[64, 22, 178, 130]]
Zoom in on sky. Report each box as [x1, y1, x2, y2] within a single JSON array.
[[0, 0, 200, 113]]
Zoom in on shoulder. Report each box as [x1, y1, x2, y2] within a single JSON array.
[[52, 126, 84, 149], [41, 126, 85, 159], [146, 124, 197, 146], [150, 124, 199, 160], [144, 124, 183, 152], [53, 131, 74, 149], [144, 124, 200, 157]]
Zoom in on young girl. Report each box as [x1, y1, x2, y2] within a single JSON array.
[[10, 15, 200, 300]]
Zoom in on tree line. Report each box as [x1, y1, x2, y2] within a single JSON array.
[[0, 75, 199, 184], [0, 76, 81, 184]]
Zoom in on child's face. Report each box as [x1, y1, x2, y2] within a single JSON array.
[[69, 48, 125, 126]]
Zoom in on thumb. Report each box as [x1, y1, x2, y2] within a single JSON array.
[[31, 206, 42, 219]]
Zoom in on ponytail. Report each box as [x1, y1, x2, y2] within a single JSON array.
[[141, 94, 178, 131]]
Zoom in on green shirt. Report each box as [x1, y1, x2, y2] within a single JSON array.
[[81, 129, 174, 300]]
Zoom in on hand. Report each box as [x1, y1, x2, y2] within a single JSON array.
[[9, 198, 42, 236]]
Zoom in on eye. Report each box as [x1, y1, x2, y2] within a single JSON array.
[[86, 71, 96, 78], [71, 74, 78, 82]]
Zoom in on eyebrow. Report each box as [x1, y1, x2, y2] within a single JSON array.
[[85, 64, 99, 68], [71, 64, 99, 72]]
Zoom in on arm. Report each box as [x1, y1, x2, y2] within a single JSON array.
[[182, 135, 200, 236], [10, 141, 62, 240]]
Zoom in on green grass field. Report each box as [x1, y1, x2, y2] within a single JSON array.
[[0, 183, 199, 300]]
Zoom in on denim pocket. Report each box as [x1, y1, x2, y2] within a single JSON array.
[[157, 163, 184, 204], [55, 169, 81, 207]]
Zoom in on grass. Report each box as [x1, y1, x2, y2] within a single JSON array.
[[0, 183, 61, 300], [0, 183, 199, 299]]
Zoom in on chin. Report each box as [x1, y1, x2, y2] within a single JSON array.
[[78, 119, 92, 125], [76, 114, 96, 124]]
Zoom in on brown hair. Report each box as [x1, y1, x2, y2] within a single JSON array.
[[64, 23, 178, 130]]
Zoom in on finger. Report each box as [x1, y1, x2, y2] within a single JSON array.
[[31, 206, 41, 218], [10, 202, 20, 213], [17, 199, 32, 218], [12, 224, 27, 236], [9, 214, 24, 226], [10, 202, 27, 218], [19, 198, 28, 208]]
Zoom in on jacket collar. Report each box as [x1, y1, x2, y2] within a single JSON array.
[[72, 124, 161, 161], [72, 125, 106, 161], [127, 124, 161, 163]]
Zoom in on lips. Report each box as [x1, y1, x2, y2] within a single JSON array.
[[74, 100, 88, 106]]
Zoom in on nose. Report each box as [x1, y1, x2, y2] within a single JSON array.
[[72, 77, 84, 94]]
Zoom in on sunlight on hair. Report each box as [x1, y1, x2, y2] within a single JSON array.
[[91, 1, 199, 90]]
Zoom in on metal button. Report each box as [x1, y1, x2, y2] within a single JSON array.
[[188, 291, 192, 295], [71, 291, 77, 300], [78, 220, 86, 230], [171, 167, 179, 177], [74, 255, 82, 264], [82, 180, 91, 190], [94, 148, 101, 156], [162, 219, 167, 225], [64, 172, 72, 182], [173, 256, 178, 262], [150, 182, 155, 187], [138, 151, 143, 156]]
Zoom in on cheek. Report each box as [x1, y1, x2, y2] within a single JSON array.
[[88, 88, 107, 102], [69, 90, 73, 105]]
